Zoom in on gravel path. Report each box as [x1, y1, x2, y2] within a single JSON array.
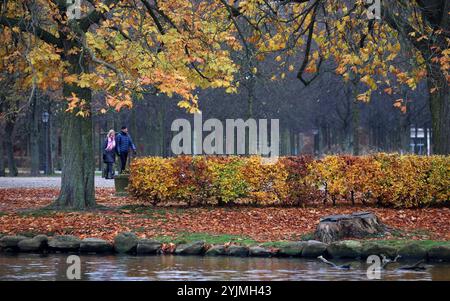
[[0, 176, 114, 188]]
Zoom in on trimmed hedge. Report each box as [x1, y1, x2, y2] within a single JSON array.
[[129, 154, 450, 208]]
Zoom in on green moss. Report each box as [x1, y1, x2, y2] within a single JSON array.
[[143, 231, 450, 251], [362, 239, 450, 250], [299, 232, 315, 241], [14, 231, 39, 238], [17, 209, 57, 217], [260, 241, 295, 248], [389, 228, 433, 239], [152, 232, 258, 245]]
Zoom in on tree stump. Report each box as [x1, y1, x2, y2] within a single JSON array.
[[314, 212, 387, 244]]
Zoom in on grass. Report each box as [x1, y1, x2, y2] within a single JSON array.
[[389, 228, 433, 239], [152, 232, 259, 245], [260, 241, 297, 248], [144, 231, 450, 249], [118, 205, 185, 220], [362, 239, 450, 249], [17, 208, 57, 217]]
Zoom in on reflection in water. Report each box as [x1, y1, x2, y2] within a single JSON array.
[[0, 254, 449, 281]]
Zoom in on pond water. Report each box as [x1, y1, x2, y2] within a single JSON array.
[[0, 254, 449, 281]]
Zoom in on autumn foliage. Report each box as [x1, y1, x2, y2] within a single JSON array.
[[129, 154, 450, 208]]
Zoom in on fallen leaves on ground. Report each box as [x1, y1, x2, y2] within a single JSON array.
[[0, 188, 134, 212], [0, 188, 449, 242]]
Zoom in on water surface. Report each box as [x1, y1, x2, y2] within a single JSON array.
[[1, 254, 449, 281]]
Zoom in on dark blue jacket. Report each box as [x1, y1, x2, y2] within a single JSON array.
[[116, 131, 136, 154]]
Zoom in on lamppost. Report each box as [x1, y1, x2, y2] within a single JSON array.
[[42, 111, 50, 174]]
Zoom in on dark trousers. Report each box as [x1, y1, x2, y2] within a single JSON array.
[[119, 152, 128, 173], [105, 162, 114, 179]]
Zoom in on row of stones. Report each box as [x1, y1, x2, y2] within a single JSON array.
[[1, 233, 449, 261]]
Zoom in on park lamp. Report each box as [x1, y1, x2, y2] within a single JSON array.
[[42, 111, 50, 123]]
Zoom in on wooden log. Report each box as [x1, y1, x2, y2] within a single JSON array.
[[314, 212, 387, 244]]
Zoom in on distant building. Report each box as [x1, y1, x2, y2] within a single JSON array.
[[298, 129, 318, 155], [410, 127, 431, 155]]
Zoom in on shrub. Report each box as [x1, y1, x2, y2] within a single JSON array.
[[170, 156, 212, 206], [129, 154, 450, 208], [369, 154, 450, 208], [279, 156, 319, 206], [344, 155, 381, 205], [207, 156, 248, 205], [129, 157, 176, 205], [306, 155, 349, 205], [427, 155, 450, 206], [242, 156, 288, 205]]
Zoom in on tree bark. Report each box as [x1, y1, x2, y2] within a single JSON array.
[[351, 100, 360, 156], [55, 85, 95, 209], [5, 118, 18, 176], [0, 101, 5, 177], [157, 102, 165, 156], [44, 101, 54, 174], [29, 89, 40, 176], [54, 39, 95, 209], [314, 212, 387, 243], [427, 65, 449, 154], [0, 128, 5, 177]]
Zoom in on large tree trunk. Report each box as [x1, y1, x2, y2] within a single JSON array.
[[427, 65, 449, 155], [54, 39, 95, 209], [55, 85, 95, 209]]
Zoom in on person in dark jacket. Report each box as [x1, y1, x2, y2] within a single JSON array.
[[116, 126, 136, 173], [103, 130, 116, 179]]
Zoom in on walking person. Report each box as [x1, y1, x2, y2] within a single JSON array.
[[116, 126, 137, 174], [103, 130, 116, 179]]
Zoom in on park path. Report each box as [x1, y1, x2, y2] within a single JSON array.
[[0, 176, 114, 188]]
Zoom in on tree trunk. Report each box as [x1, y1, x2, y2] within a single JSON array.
[[130, 104, 137, 151], [399, 110, 411, 154], [314, 212, 387, 243], [157, 103, 165, 156], [351, 100, 360, 156], [5, 119, 18, 176], [54, 40, 95, 209], [0, 129, 5, 177], [50, 107, 58, 172], [0, 101, 5, 177], [55, 85, 95, 209], [427, 65, 449, 155], [44, 102, 54, 174], [281, 127, 290, 156], [29, 89, 40, 176]]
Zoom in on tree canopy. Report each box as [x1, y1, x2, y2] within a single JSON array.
[[0, 0, 448, 208]]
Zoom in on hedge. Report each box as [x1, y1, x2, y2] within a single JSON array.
[[129, 154, 450, 208]]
